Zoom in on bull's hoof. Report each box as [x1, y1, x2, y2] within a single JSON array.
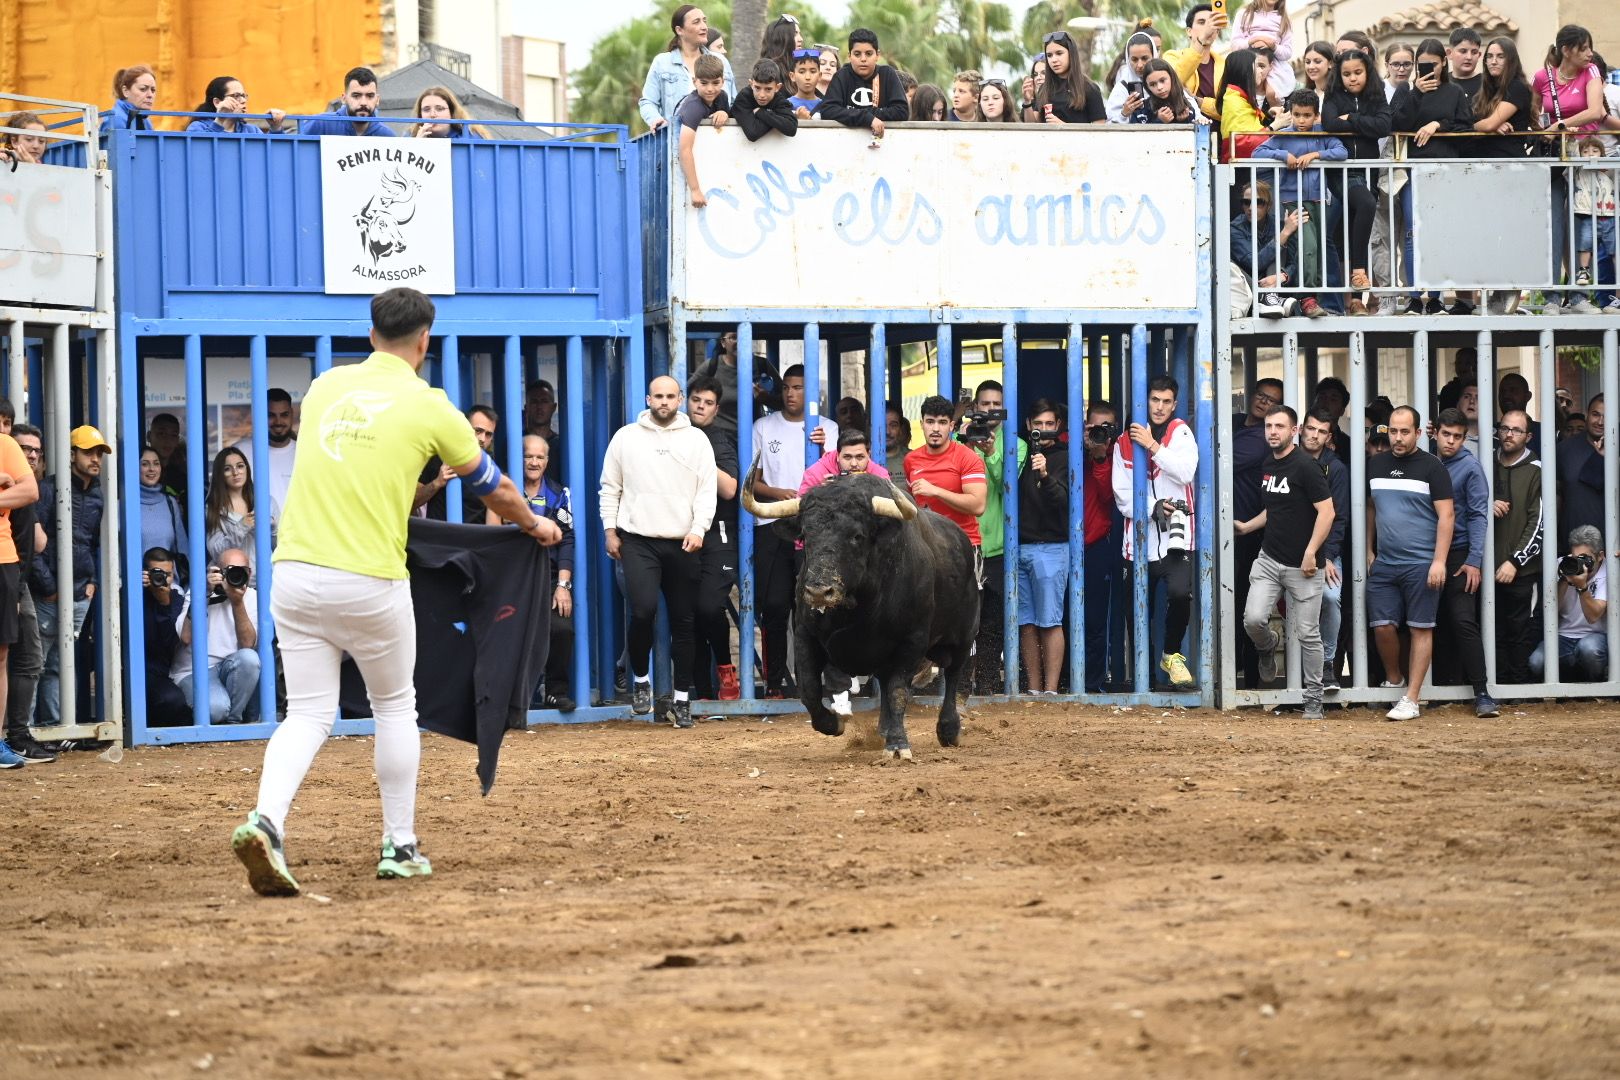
[[810, 711, 843, 737], [884, 746, 914, 762], [937, 721, 961, 747]]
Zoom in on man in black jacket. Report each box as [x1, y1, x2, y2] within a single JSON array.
[[732, 59, 798, 142], [818, 28, 908, 138], [32, 424, 107, 729], [1017, 401, 1068, 695], [140, 547, 189, 726]]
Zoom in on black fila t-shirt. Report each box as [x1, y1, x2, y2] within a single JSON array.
[[1260, 446, 1332, 566]]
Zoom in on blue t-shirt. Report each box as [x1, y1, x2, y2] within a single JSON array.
[[1368, 449, 1454, 565], [788, 95, 821, 114]]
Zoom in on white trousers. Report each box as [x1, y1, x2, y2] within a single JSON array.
[[255, 561, 420, 845]]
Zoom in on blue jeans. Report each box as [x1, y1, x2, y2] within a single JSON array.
[[177, 649, 262, 724], [1529, 633, 1609, 683], [1320, 558, 1343, 667], [35, 596, 92, 727], [1574, 214, 1617, 307]]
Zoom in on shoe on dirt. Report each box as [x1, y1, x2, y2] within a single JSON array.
[[1475, 694, 1500, 719], [1160, 652, 1195, 687], [0, 739, 25, 769], [631, 680, 653, 715], [231, 811, 300, 897], [1302, 702, 1325, 721], [377, 839, 432, 880], [1385, 697, 1421, 722], [15, 738, 58, 762], [667, 697, 694, 729]]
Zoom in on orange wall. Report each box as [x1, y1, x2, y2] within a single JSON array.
[[1, 0, 382, 126]]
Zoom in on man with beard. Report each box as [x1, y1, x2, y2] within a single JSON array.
[[299, 68, 396, 137], [1233, 406, 1335, 718], [1492, 409, 1543, 685], [235, 388, 298, 529], [1300, 409, 1349, 691]]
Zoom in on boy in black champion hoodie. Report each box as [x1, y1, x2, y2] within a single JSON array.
[[731, 58, 799, 142], [818, 28, 909, 139]]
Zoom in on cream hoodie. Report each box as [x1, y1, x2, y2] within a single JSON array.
[[598, 409, 718, 539]]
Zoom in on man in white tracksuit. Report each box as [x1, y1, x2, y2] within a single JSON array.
[[599, 375, 718, 729]]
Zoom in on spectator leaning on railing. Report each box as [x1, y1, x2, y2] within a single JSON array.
[[186, 76, 287, 135], [1027, 30, 1106, 125], [411, 86, 489, 139], [0, 111, 47, 165], [299, 67, 394, 137]]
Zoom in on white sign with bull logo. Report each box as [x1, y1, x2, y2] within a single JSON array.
[[319, 136, 455, 295]]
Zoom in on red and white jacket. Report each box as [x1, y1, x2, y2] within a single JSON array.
[[1111, 417, 1198, 562]]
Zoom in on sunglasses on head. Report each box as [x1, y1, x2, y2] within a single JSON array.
[[778, 14, 799, 25], [983, 78, 1008, 89], [813, 44, 838, 54], [1044, 31, 1072, 45], [792, 48, 821, 59]]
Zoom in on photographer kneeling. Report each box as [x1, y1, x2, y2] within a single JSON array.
[[1530, 526, 1609, 683], [170, 548, 261, 724], [141, 547, 190, 726]]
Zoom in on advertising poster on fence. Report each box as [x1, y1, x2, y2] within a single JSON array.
[[0, 162, 98, 308], [682, 126, 1199, 312], [320, 136, 455, 295]]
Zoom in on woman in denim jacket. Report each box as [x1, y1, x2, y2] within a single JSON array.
[[639, 5, 736, 131]]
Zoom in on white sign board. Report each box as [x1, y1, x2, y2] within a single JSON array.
[[0, 162, 98, 308], [683, 126, 1199, 311], [320, 136, 455, 295]]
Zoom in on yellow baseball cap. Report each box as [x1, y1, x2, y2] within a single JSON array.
[[70, 425, 112, 454]]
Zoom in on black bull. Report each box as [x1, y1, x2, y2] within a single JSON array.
[[743, 469, 980, 759]]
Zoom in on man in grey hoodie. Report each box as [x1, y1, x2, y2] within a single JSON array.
[[599, 376, 719, 729]]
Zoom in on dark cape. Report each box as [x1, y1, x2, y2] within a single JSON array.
[[340, 518, 550, 794]]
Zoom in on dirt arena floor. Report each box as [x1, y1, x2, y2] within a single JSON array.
[[5, 698, 1620, 1079]]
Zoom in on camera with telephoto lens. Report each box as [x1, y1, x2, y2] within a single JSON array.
[[1153, 498, 1192, 554], [147, 567, 169, 589], [222, 564, 250, 589], [962, 408, 1006, 442], [1086, 422, 1118, 445], [1559, 552, 1595, 579]]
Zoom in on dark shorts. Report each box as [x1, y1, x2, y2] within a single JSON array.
[[0, 563, 19, 646], [1367, 560, 1441, 629]]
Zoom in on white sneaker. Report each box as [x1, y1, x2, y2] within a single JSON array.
[[1257, 293, 1287, 318], [1385, 696, 1421, 722], [1568, 296, 1600, 315], [1377, 297, 1398, 316], [1378, 679, 1406, 689], [1604, 299, 1620, 315]]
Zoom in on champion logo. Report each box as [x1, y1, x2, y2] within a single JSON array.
[[851, 86, 876, 107]]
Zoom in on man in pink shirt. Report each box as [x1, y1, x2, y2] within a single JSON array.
[[798, 428, 889, 716]]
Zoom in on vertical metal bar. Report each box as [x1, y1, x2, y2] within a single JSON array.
[[802, 322, 821, 466], [441, 335, 463, 516], [6, 319, 24, 410], [737, 323, 757, 702], [936, 324, 952, 402], [1539, 330, 1560, 677], [1477, 330, 1496, 686], [1001, 322, 1019, 696], [869, 324, 887, 466], [248, 335, 276, 728], [1130, 325, 1151, 695], [47, 324, 81, 730], [502, 336, 523, 482], [1605, 329, 1619, 682], [121, 327, 147, 743], [315, 335, 332, 376], [1412, 331, 1429, 425], [566, 335, 590, 706], [1192, 126, 1216, 705], [183, 335, 210, 727], [1349, 331, 1368, 691], [1066, 324, 1086, 695], [1280, 331, 1301, 692]]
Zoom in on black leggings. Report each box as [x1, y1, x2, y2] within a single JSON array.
[[1149, 555, 1193, 654], [692, 529, 737, 695], [620, 532, 699, 691], [1343, 176, 1377, 273]]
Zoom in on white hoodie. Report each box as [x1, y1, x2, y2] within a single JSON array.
[[598, 409, 718, 539]]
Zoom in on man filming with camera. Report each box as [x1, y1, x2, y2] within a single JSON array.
[[170, 547, 260, 725], [1016, 400, 1067, 695], [1530, 525, 1609, 683], [141, 547, 189, 726], [958, 381, 1026, 695], [1112, 375, 1199, 689]]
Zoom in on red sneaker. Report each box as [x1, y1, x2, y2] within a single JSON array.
[[717, 664, 740, 701]]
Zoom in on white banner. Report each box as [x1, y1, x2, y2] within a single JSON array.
[[0, 162, 98, 308], [320, 136, 455, 295], [684, 125, 1200, 311]]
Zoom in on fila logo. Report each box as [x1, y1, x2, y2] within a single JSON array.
[[1261, 474, 1290, 494]]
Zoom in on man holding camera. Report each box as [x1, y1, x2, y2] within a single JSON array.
[[141, 547, 190, 725], [959, 381, 1026, 695], [1531, 525, 1609, 683], [1492, 410, 1543, 684], [170, 548, 260, 725], [1112, 375, 1199, 689], [1016, 400, 1067, 695], [1367, 406, 1455, 722], [1234, 405, 1336, 716], [1081, 403, 1123, 693]]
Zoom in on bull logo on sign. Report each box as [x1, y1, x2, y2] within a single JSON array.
[[354, 168, 421, 264]]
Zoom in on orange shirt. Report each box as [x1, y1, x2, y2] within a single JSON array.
[[904, 441, 988, 546], [0, 434, 29, 564]]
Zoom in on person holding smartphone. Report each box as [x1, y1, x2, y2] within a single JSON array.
[[1106, 28, 1160, 123], [1394, 38, 1478, 313]]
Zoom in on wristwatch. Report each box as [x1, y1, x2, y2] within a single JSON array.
[[558, 580, 573, 591]]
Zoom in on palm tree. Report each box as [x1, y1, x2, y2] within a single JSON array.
[[940, 0, 1025, 75], [731, 0, 769, 79]]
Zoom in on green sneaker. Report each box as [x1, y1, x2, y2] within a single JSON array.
[[377, 839, 432, 880], [231, 812, 300, 897]]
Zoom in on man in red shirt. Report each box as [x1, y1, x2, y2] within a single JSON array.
[[1081, 401, 1123, 693], [904, 395, 988, 559], [904, 395, 988, 692]]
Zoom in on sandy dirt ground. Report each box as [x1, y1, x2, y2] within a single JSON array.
[[5, 698, 1620, 1080]]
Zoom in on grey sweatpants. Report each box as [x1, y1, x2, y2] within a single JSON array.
[[1243, 550, 1326, 705]]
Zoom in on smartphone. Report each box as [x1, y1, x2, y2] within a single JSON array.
[[1212, 0, 1226, 14], [1417, 60, 1437, 79], [1125, 80, 1143, 95], [957, 387, 973, 404]]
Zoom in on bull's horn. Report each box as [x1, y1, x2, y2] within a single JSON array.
[[740, 463, 801, 519], [886, 480, 918, 520], [872, 496, 907, 520]]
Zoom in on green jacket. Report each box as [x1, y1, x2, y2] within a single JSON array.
[[973, 427, 1028, 559]]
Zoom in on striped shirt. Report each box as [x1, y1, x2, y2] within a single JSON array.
[[1367, 449, 1453, 565]]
